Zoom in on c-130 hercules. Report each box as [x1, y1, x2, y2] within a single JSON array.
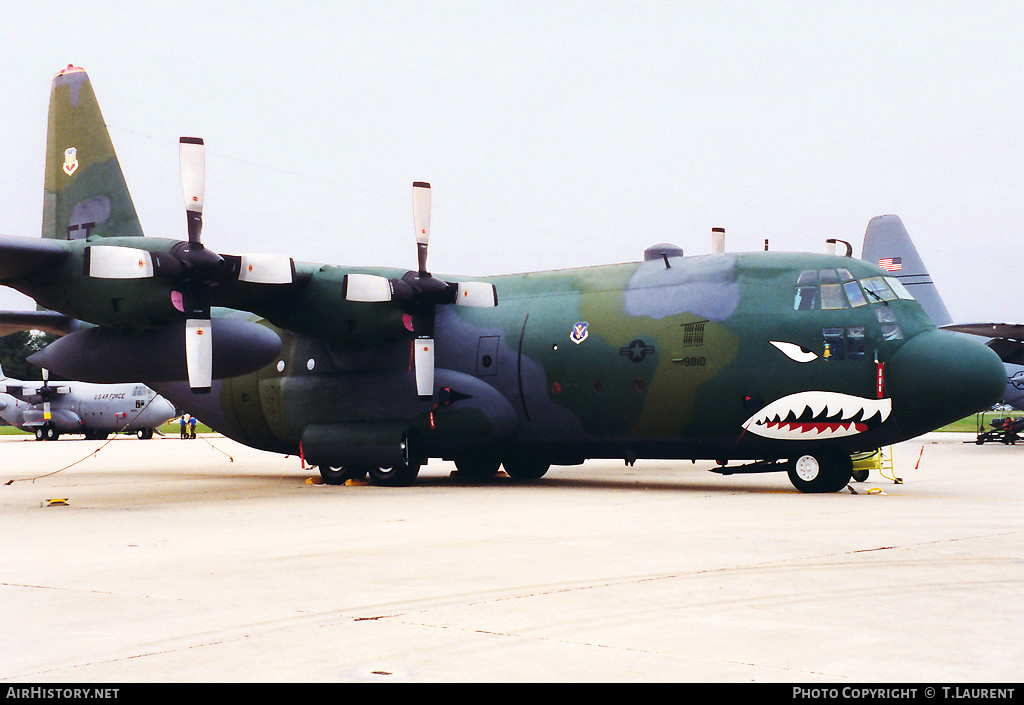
[[0, 66, 1005, 491]]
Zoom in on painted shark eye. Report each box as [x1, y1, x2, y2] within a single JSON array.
[[770, 341, 818, 363]]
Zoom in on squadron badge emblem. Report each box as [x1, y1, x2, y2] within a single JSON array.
[[570, 321, 589, 345], [63, 147, 78, 176]]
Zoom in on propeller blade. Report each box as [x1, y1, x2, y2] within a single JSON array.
[[85, 246, 155, 279], [454, 281, 498, 307], [414, 337, 434, 398], [237, 254, 294, 284], [343, 273, 393, 302], [179, 137, 205, 244], [412, 181, 431, 273], [184, 318, 213, 393]]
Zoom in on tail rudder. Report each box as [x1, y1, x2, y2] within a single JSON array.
[[861, 215, 952, 326], [42, 65, 144, 242]]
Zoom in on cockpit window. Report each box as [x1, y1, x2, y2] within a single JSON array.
[[794, 271, 908, 311], [885, 277, 915, 300], [795, 285, 819, 310], [861, 276, 897, 302], [797, 270, 818, 286], [843, 281, 867, 307], [820, 284, 847, 309]]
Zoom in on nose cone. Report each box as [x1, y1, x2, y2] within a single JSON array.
[[157, 397, 177, 422], [886, 330, 1005, 437]]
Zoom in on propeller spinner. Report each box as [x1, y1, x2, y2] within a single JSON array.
[[342, 182, 498, 399]]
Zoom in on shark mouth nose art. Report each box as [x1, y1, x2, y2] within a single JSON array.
[[742, 391, 892, 440]]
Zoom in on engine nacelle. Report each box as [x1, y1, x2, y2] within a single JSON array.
[[28, 318, 281, 384]]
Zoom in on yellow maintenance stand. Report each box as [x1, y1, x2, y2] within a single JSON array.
[[850, 446, 900, 484]]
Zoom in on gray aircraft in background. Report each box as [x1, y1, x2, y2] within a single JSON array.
[[862, 214, 1024, 410], [0, 362, 176, 440]]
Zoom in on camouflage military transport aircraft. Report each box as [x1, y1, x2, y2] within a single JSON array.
[[0, 66, 1006, 491]]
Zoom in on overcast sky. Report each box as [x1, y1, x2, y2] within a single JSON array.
[[1, 1, 1022, 323]]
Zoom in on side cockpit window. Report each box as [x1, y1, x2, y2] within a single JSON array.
[[794, 270, 819, 310], [822, 326, 866, 361], [885, 277, 915, 300]]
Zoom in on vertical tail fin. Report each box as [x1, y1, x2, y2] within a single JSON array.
[[42, 65, 144, 241], [861, 215, 952, 326]]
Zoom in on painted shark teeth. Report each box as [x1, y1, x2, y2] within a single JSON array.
[[742, 391, 892, 440]]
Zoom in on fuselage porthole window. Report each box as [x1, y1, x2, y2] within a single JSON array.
[[847, 326, 865, 359]]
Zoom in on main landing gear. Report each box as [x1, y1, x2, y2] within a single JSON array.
[[34, 424, 59, 441], [318, 461, 420, 487]]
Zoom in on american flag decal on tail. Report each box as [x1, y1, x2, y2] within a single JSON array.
[[878, 257, 902, 271]]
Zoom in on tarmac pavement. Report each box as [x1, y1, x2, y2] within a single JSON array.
[[0, 431, 1021, 683]]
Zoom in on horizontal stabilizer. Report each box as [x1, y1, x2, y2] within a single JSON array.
[[0, 310, 82, 338], [943, 322, 1024, 341], [943, 322, 1024, 366]]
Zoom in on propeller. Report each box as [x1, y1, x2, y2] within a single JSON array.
[[342, 182, 498, 399], [36, 369, 69, 419], [81, 137, 298, 393], [179, 137, 215, 393]]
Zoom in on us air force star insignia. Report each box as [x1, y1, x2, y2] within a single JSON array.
[[620, 339, 655, 362], [1011, 371, 1024, 391], [63, 147, 78, 176], [570, 322, 589, 344]]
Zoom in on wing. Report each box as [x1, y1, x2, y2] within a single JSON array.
[[0, 235, 68, 281]]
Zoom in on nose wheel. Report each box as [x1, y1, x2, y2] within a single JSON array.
[[787, 450, 852, 493]]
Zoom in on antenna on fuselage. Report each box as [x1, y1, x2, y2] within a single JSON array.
[[712, 227, 725, 254], [826, 238, 853, 257]]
